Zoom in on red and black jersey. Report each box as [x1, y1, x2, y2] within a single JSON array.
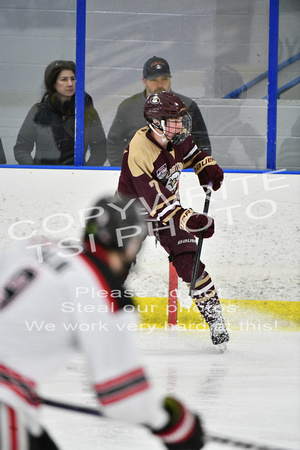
[[117, 127, 216, 225]]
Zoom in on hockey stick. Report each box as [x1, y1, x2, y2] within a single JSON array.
[[205, 433, 289, 450], [41, 397, 103, 417], [189, 182, 213, 297], [41, 397, 289, 450]]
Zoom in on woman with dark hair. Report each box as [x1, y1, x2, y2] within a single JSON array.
[[14, 60, 107, 165]]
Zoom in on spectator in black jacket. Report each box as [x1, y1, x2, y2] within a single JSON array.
[[107, 56, 211, 166], [14, 60, 107, 166]]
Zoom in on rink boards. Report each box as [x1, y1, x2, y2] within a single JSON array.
[[1, 168, 299, 336]]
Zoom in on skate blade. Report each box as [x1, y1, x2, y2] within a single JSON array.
[[216, 342, 227, 353]]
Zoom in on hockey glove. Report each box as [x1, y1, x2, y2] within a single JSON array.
[[152, 397, 204, 450], [176, 208, 214, 239], [194, 151, 224, 191]]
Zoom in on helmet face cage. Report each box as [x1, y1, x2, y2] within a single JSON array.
[[170, 112, 192, 145], [144, 93, 192, 144]]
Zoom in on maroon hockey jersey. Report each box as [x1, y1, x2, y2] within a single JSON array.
[[117, 127, 217, 225]]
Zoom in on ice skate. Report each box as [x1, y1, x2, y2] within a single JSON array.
[[209, 316, 229, 352], [195, 295, 229, 352]]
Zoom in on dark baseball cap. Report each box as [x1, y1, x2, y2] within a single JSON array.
[[143, 56, 172, 80]]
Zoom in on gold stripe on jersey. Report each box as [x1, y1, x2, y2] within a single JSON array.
[[150, 193, 178, 216], [128, 128, 161, 178], [183, 144, 199, 169], [162, 206, 182, 224], [193, 156, 216, 175], [150, 193, 179, 218]]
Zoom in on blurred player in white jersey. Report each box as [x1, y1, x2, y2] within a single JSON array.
[[0, 195, 204, 450]]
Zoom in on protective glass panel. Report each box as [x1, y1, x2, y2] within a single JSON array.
[[0, 1, 76, 166], [85, 0, 269, 169], [276, 1, 300, 172], [0, 1, 278, 170]]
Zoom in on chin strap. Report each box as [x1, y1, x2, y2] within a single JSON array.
[[149, 122, 168, 143]]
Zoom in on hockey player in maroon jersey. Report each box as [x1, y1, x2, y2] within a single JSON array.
[[117, 92, 229, 350], [0, 196, 204, 449]]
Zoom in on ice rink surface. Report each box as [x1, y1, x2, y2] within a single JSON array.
[[1, 171, 298, 448], [39, 328, 300, 450]]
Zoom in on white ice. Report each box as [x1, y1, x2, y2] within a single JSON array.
[[39, 329, 300, 450], [1, 171, 299, 448]]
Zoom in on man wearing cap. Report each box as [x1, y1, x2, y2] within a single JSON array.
[[107, 56, 211, 166]]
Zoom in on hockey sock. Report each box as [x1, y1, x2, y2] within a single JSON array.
[[190, 270, 223, 324]]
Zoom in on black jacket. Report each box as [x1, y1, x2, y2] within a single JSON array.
[[14, 93, 107, 166]]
